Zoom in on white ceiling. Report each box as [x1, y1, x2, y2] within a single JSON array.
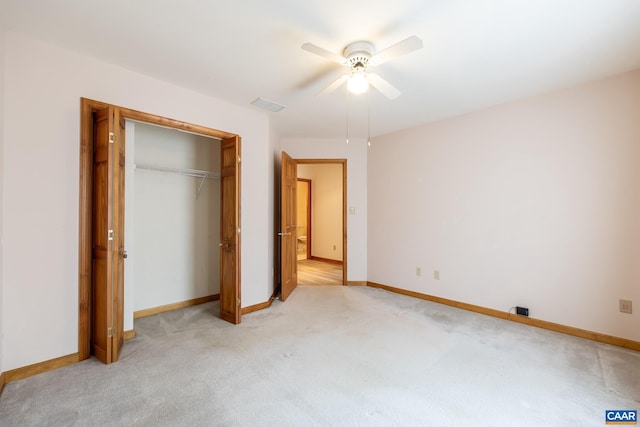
[[2, 0, 640, 139]]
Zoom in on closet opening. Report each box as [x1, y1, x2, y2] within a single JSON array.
[[126, 121, 221, 325], [79, 98, 241, 364]]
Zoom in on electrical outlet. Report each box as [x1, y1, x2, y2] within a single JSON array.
[[516, 306, 529, 317], [619, 299, 632, 314], [434, 270, 440, 280], [416, 267, 421, 276]]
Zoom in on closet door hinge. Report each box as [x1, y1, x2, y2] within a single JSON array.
[[237, 298, 241, 308], [108, 230, 115, 241], [237, 227, 241, 235], [109, 132, 115, 144], [107, 327, 114, 338], [237, 155, 241, 164]]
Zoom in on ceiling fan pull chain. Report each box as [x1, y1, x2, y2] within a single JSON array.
[[367, 90, 371, 147], [346, 89, 350, 144]]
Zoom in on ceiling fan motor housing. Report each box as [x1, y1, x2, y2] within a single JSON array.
[[344, 41, 375, 70]]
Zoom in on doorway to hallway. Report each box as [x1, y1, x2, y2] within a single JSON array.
[[296, 160, 346, 286]]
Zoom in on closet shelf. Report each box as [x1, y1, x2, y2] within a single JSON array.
[[134, 163, 219, 200], [134, 163, 220, 180]]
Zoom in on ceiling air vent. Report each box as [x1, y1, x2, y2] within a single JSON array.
[[251, 97, 285, 112]]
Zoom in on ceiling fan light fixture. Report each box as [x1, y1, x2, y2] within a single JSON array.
[[347, 69, 369, 94], [302, 36, 422, 99]]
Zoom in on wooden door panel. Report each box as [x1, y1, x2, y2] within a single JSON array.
[[220, 136, 240, 324], [91, 106, 125, 363], [113, 110, 125, 362], [280, 152, 297, 301], [91, 107, 113, 362], [90, 255, 108, 362], [220, 244, 236, 318]]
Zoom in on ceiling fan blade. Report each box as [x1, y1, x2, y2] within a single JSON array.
[[367, 73, 401, 99], [370, 35, 423, 66], [316, 73, 349, 97], [295, 63, 342, 91], [301, 43, 348, 65]]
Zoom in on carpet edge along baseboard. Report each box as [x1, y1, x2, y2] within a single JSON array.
[[3, 353, 80, 384], [123, 330, 137, 340], [0, 371, 5, 397], [134, 294, 220, 319], [241, 291, 278, 315], [366, 281, 640, 352]]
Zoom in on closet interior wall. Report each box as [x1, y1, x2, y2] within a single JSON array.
[[124, 121, 220, 329]]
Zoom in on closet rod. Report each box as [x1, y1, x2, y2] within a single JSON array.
[[134, 163, 220, 180]]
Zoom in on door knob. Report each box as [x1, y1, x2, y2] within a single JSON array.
[[120, 250, 128, 259]]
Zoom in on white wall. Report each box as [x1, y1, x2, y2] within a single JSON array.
[[369, 70, 640, 342], [298, 164, 343, 261], [123, 121, 136, 331], [280, 137, 367, 281], [0, 27, 5, 375], [132, 122, 220, 312], [296, 180, 309, 248], [267, 128, 279, 296], [2, 31, 272, 371]]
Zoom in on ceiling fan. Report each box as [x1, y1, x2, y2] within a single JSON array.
[[301, 35, 423, 100]]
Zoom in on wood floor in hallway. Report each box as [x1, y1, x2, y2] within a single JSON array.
[[297, 259, 343, 286]]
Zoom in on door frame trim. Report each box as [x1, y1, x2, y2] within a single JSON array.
[[295, 159, 347, 285], [78, 97, 240, 360], [296, 178, 312, 260]]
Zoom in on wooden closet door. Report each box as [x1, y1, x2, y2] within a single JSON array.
[[220, 136, 241, 324], [91, 106, 125, 363]]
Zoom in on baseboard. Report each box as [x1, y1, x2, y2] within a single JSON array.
[[367, 282, 640, 352], [309, 256, 343, 265], [134, 294, 220, 319], [347, 281, 367, 286], [505, 309, 640, 351], [4, 353, 80, 384], [0, 372, 5, 397], [241, 291, 277, 315], [124, 329, 136, 340]]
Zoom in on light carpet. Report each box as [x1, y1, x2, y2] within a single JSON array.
[[0, 285, 638, 426]]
